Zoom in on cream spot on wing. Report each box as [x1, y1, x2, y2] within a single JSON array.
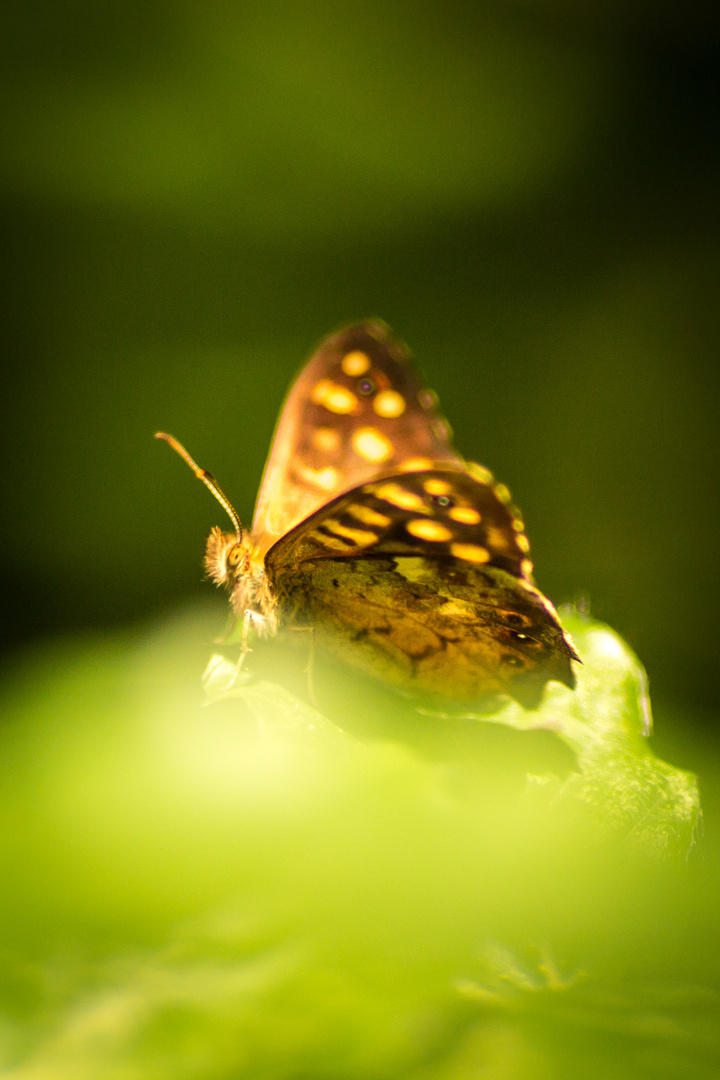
[[312, 426, 341, 452], [521, 558, 534, 577], [394, 557, 430, 583], [418, 389, 438, 410], [516, 533, 531, 553], [494, 483, 512, 505], [323, 519, 378, 546], [311, 379, 359, 414], [399, 457, 433, 472], [341, 350, 371, 376], [373, 483, 427, 512], [351, 426, 393, 464], [325, 387, 360, 414], [438, 600, 475, 618], [309, 530, 351, 550], [450, 542, 490, 564], [485, 524, 513, 553], [432, 419, 451, 440], [467, 462, 494, 485], [346, 504, 392, 528], [423, 477, 451, 496], [295, 464, 338, 491], [512, 517, 525, 532], [449, 506, 481, 525], [373, 389, 406, 418], [406, 519, 453, 542], [310, 379, 333, 403]]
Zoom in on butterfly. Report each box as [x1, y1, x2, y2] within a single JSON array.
[[157, 321, 579, 708]]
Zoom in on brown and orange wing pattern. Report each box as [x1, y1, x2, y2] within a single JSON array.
[[265, 468, 578, 705], [251, 322, 463, 552], [267, 467, 532, 579]]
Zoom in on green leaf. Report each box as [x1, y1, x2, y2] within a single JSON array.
[[208, 608, 700, 856], [0, 609, 713, 1079]]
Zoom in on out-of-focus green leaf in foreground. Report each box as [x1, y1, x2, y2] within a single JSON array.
[[0, 609, 717, 1079]]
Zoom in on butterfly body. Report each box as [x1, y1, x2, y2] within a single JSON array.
[[159, 321, 578, 707]]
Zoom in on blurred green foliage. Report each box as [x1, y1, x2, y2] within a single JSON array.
[[0, 610, 717, 1077]]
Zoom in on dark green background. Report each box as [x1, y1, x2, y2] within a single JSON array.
[[2, 1, 718, 726]]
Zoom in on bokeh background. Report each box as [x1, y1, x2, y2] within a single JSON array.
[[2, 0, 719, 736]]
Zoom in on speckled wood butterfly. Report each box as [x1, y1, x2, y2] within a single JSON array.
[[157, 322, 578, 707]]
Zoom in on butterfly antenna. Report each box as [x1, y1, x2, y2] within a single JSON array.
[[155, 432, 243, 542]]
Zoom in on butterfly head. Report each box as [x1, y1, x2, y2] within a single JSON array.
[[155, 430, 254, 592], [204, 526, 252, 587]]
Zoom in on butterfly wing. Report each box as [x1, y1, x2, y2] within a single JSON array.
[[265, 468, 578, 706], [251, 322, 463, 552]]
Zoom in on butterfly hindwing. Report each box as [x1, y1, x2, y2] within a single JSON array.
[[251, 322, 463, 552], [265, 469, 577, 704]]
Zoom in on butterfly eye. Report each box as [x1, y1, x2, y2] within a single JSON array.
[[226, 543, 245, 571], [357, 378, 376, 396]]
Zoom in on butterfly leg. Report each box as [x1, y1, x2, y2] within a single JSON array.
[[304, 626, 317, 706], [284, 625, 317, 705], [228, 608, 260, 682]]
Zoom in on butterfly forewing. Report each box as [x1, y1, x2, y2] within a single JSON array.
[[251, 322, 463, 552], [266, 468, 531, 579]]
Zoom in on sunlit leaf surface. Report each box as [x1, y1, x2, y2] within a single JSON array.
[[0, 609, 715, 1077]]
